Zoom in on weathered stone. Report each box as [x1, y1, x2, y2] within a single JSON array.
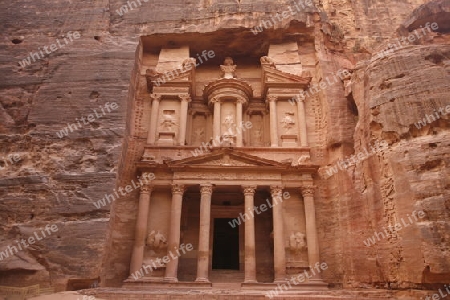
[[0, 0, 448, 298]]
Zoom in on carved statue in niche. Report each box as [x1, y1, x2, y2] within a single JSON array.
[[220, 57, 237, 79], [160, 110, 177, 132], [223, 113, 235, 134], [281, 112, 296, 134], [193, 127, 205, 144], [146, 230, 168, 250], [253, 127, 263, 146]]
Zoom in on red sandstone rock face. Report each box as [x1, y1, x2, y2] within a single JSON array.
[[0, 0, 448, 294]]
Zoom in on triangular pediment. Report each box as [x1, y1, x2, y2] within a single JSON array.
[[169, 149, 286, 169]]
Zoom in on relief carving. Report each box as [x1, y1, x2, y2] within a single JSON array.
[[281, 112, 296, 134], [192, 127, 205, 144], [146, 230, 168, 250], [252, 127, 263, 146], [159, 110, 177, 132], [223, 113, 235, 132], [289, 232, 307, 254]]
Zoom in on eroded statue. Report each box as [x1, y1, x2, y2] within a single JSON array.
[[289, 232, 307, 253], [146, 230, 167, 249]]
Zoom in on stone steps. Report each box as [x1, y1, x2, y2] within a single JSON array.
[[90, 288, 396, 300], [209, 270, 245, 283]]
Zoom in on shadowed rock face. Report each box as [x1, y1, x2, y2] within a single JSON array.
[[0, 0, 448, 293]]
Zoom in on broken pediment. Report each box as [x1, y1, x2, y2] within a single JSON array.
[[145, 58, 196, 93], [262, 64, 312, 84]]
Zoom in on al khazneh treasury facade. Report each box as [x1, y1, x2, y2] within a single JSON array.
[[119, 34, 332, 288]]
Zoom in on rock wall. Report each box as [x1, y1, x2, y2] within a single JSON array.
[[1, 0, 448, 291]]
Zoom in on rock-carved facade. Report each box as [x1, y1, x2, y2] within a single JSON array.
[[124, 44, 327, 287]]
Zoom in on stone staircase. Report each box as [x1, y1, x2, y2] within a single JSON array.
[[91, 287, 398, 300], [209, 269, 245, 283]]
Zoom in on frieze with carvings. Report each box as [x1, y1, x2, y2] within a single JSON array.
[[198, 157, 254, 167], [174, 172, 237, 180]]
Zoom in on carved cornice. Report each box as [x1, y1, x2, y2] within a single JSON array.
[[200, 183, 213, 195], [242, 185, 257, 196], [171, 184, 185, 195]]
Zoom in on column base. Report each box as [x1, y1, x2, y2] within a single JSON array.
[[195, 277, 211, 283], [273, 278, 287, 284], [163, 277, 178, 283], [244, 279, 258, 284]]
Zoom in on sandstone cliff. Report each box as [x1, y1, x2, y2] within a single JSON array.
[[0, 0, 448, 294]]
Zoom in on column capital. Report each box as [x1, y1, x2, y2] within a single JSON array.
[[301, 185, 316, 197], [267, 95, 278, 103], [242, 185, 257, 196], [171, 184, 185, 195], [210, 97, 221, 103], [236, 97, 246, 104], [141, 184, 153, 194], [200, 183, 213, 195], [179, 94, 192, 102], [295, 93, 306, 103], [270, 185, 283, 196], [150, 93, 162, 102]]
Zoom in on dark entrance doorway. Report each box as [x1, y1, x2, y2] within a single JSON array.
[[212, 218, 240, 270]]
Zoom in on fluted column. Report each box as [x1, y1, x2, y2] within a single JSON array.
[[271, 185, 286, 282], [243, 185, 257, 283], [164, 184, 185, 282], [267, 96, 279, 147], [129, 185, 153, 276], [212, 97, 221, 143], [236, 98, 244, 147], [147, 94, 161, 144], [302, 185, 321, 279], [196, 183, 213, 283], [296, 95, 308, 147], [178, 94, 191, 146]]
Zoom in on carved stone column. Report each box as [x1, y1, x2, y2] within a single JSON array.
[[164, 184, 185, 282], [267, 96, 279, 147], [196, 183, 213, 283], [243, 185, 257, 283], [178, 94, 191, 146], [302, 185, 321, 279], [147, 94, 161, 144], [236, 98, 245, 147], [212, 97, 221, 143], [296, 95, 308, 147], [271, 185, 286, 282], [129, 185, 152, 277]]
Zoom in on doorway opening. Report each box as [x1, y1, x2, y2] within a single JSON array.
[[212, 218, 240, 270]]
